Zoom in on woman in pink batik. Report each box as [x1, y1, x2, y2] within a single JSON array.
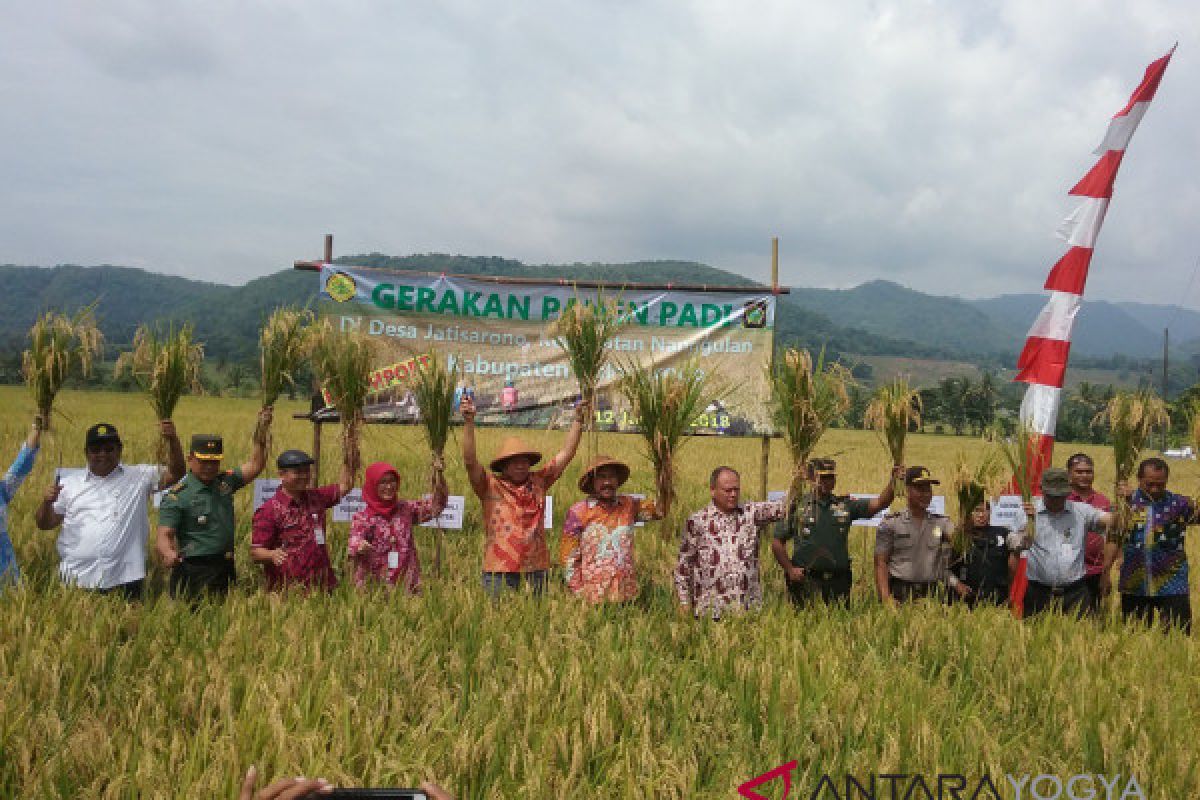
[[347, 460, 447, 592]]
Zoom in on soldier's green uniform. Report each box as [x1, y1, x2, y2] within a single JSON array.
[[158, 435, 246, 599], [774, 491, 871, 605]]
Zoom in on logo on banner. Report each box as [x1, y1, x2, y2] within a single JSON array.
[[325, 271, 358, 303], [743, 300, 767, 329]]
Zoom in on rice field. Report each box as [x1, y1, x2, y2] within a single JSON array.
[[1, 386, 1198, 798]]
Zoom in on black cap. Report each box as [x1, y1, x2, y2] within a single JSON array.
[[190, 434, 224, 461], [904, 465, 939, 486], [85, 423, 122, 448], [809, 458, 837, 477], [276, 449, 315, 469]]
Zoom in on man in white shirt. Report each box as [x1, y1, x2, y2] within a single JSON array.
[[1018, 467, 1116, 618], [34, 421, 184, 599]]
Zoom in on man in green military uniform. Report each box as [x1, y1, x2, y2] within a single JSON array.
[[156, 409, 271, 599], [770, 458, 903, 606], [874, 465, 971, 605]]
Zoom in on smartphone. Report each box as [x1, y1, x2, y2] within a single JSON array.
[[326, 791, 428, 800]]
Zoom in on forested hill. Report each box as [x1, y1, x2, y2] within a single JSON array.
[[2, 255, 1193, 368], [0, 256, 946, 365]]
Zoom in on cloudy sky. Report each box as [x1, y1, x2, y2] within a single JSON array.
[[3, 1, 1198, 305]]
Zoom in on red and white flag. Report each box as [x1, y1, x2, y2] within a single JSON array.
[[1009, 46, 1175, 613]]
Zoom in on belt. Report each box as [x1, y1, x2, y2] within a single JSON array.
[[182, 552, 235, 564], [1029, 577, 1086, 596], [806, 568, 850, 581]]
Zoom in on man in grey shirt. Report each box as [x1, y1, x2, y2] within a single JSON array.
[[1018, 467, 1116, 617]]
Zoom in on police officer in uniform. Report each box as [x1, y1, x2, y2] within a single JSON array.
[[874, 466, 970, 605], [770, 458, 903, 606], [156, 409, 270, 600]]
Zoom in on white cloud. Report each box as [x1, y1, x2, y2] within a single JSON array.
[[1, 0, 1197, 306]]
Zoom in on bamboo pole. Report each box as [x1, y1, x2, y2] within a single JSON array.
[[759, 237, 779, 500]]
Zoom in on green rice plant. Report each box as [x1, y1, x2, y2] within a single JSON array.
[[256, 307, 315, 448], [767, 347, 852, 499], [115, 323, 204, 420], [21, 306, 104, 430], [950, 451, 1001, 555], [549, 292, 623, 454], [863, 378, 921, 510], [1095, 389, 1170, 546], [619, 359, 722, 526], [311, 320, 375, 472], [409, 355, 458, 574], [995, 423, 1044, 543]]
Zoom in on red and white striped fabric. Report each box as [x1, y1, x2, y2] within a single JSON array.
[[1010, 46, 1175, 614]]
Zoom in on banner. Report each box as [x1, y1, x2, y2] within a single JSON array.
[[318, 264, 779, 435]]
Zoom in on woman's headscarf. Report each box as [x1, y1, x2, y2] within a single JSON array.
[[362, 461, 400, 518]]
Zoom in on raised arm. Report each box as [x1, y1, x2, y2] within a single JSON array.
[[459, 396, 488, 495], [546, 398, 590, 475], [240, 407, 272, 482], [865, 465, 904, 516], [158, 419, 186, 488], [34, 481, 64, 530]]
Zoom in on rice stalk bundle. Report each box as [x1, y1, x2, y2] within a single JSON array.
[[1095, 389, 1170, 546], [995, 424, 1044, 543], [115, 323, 204, 420], [863, 378, 922, 509], [409, 355, 458, 574], [950, 451, 1001, 555], [549, 293, 622, 453], [767, 347, 852, 501], [22, 306, 104, 430], [311, 320, 376, 473], [256, 307, 315, 447], [619, 359, 721, 527]]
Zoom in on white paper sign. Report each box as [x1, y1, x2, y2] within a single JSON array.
[[253, 478, 282, 510], [419, 495, 465, 529], [991, 495, 1026, 531], [544, 495, 554, 529], [768, 490, 944, 528], [332, 489, 366, 522], [57, 467, 167, 508]]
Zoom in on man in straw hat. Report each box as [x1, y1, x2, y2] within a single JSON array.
[[35, 420, 185, 600], [874, 466, 967, 606], [1016, 466, 1116, 618], [674, 466, 791, 619], [460, 392, 587, 599], [156, 410, 272, 601], [561, 455, 661, 604], [771, 458, 903, 607]]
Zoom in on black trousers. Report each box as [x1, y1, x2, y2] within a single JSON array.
[[1024, 578, 1092, 618], [889, 577, 944, 604], [787, 570, 852, 607], [170, 556, 236, 600], [1121, 593, 1192, 634], [964, 584, 1009, 608], [93, 579, 144, 601]]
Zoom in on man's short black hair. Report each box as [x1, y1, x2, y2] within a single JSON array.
[[709, 466, 739, 488], [1137, 457, 1169, 479], [1066, 452, 1094, 470]]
